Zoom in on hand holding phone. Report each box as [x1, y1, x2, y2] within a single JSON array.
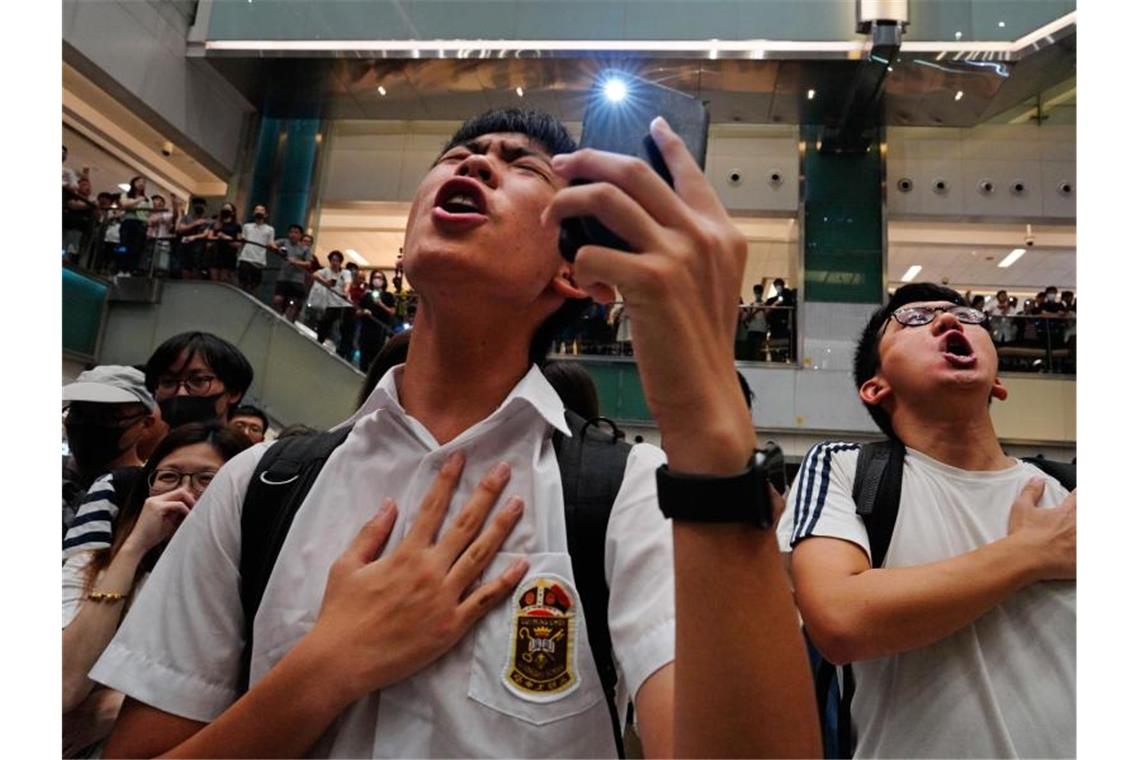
[[559, 75, 710, 261]]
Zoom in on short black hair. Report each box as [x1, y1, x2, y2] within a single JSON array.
[[1045, 285, 1058, 294], [441, 109, 582, 366], [229, 404, 268, 430], [346, 262, 359, 271], [144, 331, 254, 398], [190, 196, 206, 206], [541, 360, 601, 420], [774, 278, 786, 288], [288, 224, 304, 234], [853, 283, 969, 439], [327, 250, 344, 263], [151, 194, 166, 202], [441, 107, 577, 159]]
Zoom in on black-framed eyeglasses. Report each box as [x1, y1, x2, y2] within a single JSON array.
[[885, 305, 987, 330], [155, 374, 219, 397], [148, 468, 217, 495]]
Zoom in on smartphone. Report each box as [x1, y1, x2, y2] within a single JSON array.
[[559, 75, 710, 261]]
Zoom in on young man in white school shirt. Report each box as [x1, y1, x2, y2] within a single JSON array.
[[777, 283, 1076, 758], [94, 109, 818, 758]]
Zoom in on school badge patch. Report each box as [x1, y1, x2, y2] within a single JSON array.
[[504, 576, 579, 701]]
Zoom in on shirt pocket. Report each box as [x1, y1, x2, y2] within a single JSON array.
[[467, 552, 605, 726]]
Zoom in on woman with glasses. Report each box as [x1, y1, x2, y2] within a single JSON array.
[[62, 422, 250, 758]]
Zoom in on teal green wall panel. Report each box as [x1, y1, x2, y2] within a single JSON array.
[[205, 0, 1073, 43], [801, 125, 883, 304], [62, 268, 108, 359]]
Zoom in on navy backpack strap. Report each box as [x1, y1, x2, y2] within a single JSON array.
[[554, 409, 632, 757], [1021, 455, 1076, 491], [237, 428, 352, 693]]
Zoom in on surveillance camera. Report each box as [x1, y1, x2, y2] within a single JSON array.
[[1024, 223, 1035, 247], [767, 170, 783, 188], [977, 179, 995, 195], [897, 177, 914, 193], [1010, 180, 1026, 196], [161, 141, 174, 157], [932, 178, 948, 194], [1057, 181, 1073, 196]]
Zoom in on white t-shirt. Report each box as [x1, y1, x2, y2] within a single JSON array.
[[238, 222, 275, 267], [307, 267, 353, 309], [91, 365, 675, 757], [777, 443, 1075, 759]]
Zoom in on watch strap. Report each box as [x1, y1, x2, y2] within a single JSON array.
[[656, 454, 774, 529]]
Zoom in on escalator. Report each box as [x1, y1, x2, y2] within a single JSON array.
[[63, 268, 363, 430]]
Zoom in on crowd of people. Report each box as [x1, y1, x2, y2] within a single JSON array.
[[59, 110, 1073, 760], [963, 286, 1077, 372], [62, 148, 411, 370]]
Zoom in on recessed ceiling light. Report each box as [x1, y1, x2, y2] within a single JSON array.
[[998, 21, 1006, 28], [515, 86, 524, 97], [901, 265, 922, 282], [377, 85, 387, 96], [807, 89, 816, 100], [998, 248, 1026, 268], [955, 90, 964, 101], [954, 30, 962, 40]]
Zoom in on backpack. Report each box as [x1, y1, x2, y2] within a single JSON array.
[[237, 410, 631, 755], [810, 440, 1077, 759]]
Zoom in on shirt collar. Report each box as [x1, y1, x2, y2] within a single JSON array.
[[343, 363, 570, 437]]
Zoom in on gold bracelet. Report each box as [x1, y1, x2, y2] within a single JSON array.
[[86, 591, 127, 603]]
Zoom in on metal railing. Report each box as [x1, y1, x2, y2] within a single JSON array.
[[990, 313, 1076, 375], [547, 303, 799, 365], [63, 215, 402, 369]]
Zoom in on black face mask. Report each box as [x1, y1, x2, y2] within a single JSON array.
[[254, 213, 266, 221], [158, 393, 225, 428], [65, 422, 129, 471]]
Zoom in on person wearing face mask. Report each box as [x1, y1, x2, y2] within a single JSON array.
[[62, 422, 250, 758], [207, 202, 243, 285], [62, 366, 165, 547], [143, 331, 255, 430], [237, 203, 277, 296], [175, 196, 213, 280], [357, 270, 398, 372]]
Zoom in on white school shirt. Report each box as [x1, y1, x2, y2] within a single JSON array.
[[92, 364, 675, 758], [237, 222, 275, 266], [777, 443, 1075, 759]]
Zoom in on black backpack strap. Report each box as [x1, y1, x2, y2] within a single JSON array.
[[237, 427, 352, 693], [852, 439, 907, 569], [822, 439, 905, 758], [553, 409, 632, 757], [1021, 455, 1076, 491]]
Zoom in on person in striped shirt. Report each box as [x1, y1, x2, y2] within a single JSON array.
[[777, 282, 1076, 758]]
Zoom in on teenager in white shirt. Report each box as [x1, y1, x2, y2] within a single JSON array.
[[237, 203, 277, 294]]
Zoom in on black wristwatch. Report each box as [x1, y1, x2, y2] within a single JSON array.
[[656, 442, 784, 529]]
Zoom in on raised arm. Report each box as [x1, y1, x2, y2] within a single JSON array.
[[104, 456, 527, 759], [791, 481, 1075, 665], [63, 491, 192, 712], [547, 117, 819, 758]]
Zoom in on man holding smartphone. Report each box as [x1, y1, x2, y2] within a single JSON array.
[[94, 107, 817, 758]]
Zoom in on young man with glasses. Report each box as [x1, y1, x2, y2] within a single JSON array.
[[777, 282, 1076, 758], [228, 404, 268, 444], [143, 331, 255, 429]]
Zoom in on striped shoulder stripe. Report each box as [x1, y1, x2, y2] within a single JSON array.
[[63, 531, 112, 552], [793, 442, 861, 542], [68, 509, 114, 529]]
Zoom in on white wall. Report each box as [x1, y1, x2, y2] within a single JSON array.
[[62, 0, 255, 176], [886, 124, 1076, 220]]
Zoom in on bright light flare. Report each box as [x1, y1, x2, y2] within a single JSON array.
[[603, 78, 628, 103], [901, 265, 923, 282], [998, 249, 1026, 268]]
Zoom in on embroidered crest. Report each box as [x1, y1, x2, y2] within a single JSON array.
[[505, 576, 578, 699]]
